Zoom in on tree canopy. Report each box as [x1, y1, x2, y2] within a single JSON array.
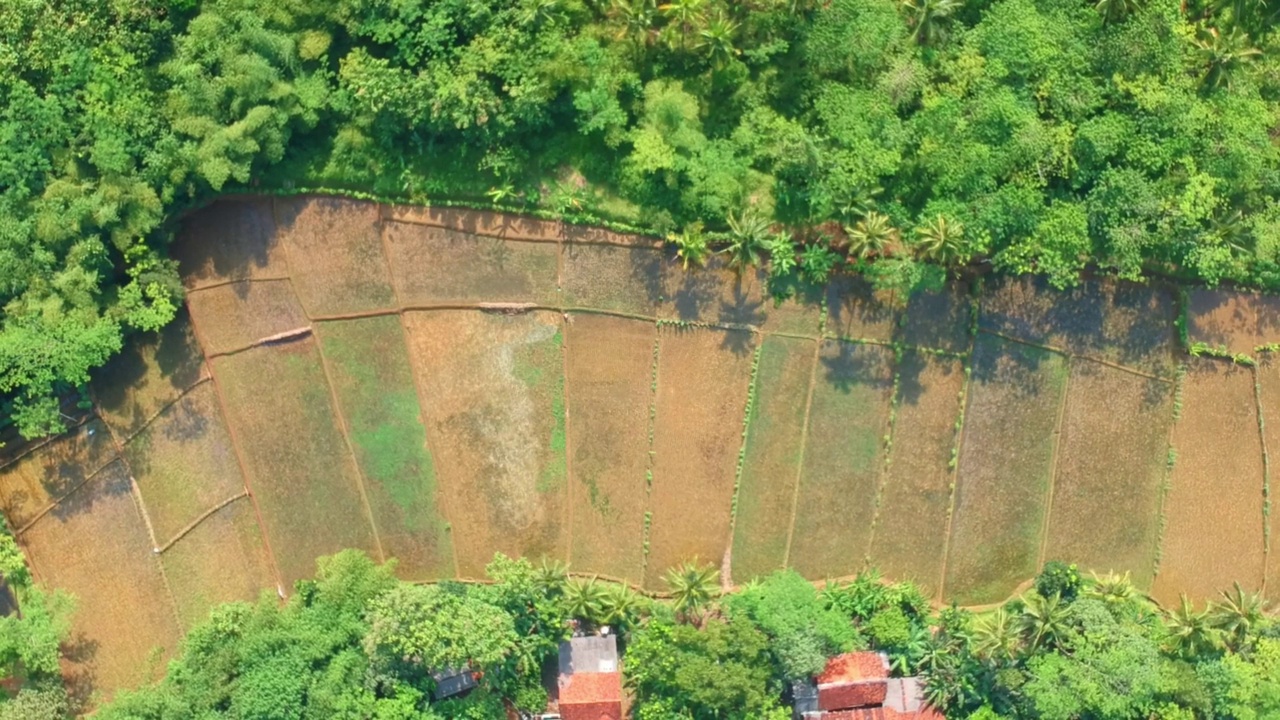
[[4, 0, 1280, 436]]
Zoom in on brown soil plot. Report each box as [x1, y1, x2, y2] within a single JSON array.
[[20, 460, 181, 700], [645, 327, 757, 588], [161, 497, 275, 629], [757, 282, 826, 338], [316, 316, 454, 581], [383, 222, 560, 307], [731, 335, 816, 581], [0, 420, 116, 531], [386, 205, 561, 242], [403, 310, 569, 578], [173, 198, 287, 290], [788, 341, 894, 580], [1043, 361, 1173, 585], [944, 334, 1067, 606], [562, 242, 670, 318], [1152, 359, 1265, 604], [868, 352, 966, 595], [185, 279, 309, 356], [563, 314, 655, 582], [980, 276, 1177, 378], [274, 196, 395, 316], [210, 338, 378, 587], [92, 308, 208, 440], [124, 381, 246, 545], [1187, 289, 1280, 357]]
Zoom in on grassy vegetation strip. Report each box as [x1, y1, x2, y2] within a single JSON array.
[[316, 316, 458, 580], [1151, 358, 1266, 605], [730, 336, 814, 581], [943, 334, 1068, 606], [562, 314, 654, 582], [788, 340, 895, 581], [1252, 358, 1280, 594], [640, 330, 661, 577]]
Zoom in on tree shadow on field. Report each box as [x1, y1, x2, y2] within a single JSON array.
[[171, 199, 279, 298], [91, 309, 207, 435], [895, 350, 964, 408], [969, 332, 1061, 398], [49, 460, 131, 524], [627, 244, 671, 311], [818, 341, 893, 394], [61, 632, 100, 716]]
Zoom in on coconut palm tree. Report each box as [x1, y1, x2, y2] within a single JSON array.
[[697, 12, 739, 66], [901, 0, 960, 45], [599, 582, 641, 628], [664, 561, 720, 623], [914, 215, 966, 266], [1094, 0, 1143, 25], [611, 0, 658, 48], [536, 557, 569, 593], [1083, 570, 1145, 610], [1165, 594, 1221, 658], [1210, 581, 1267, 651], [564, 576, 608, 625], [722, 209, 770, 271], [845, 212, 900, 260], [972, 608, 1021, 663], [1017, 592, 1073, 651], [659, 0, 706, 50], [670, 222, 711, 270], [1197, 25, 1262, 91]]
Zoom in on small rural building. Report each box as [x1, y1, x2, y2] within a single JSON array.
[[431, 666, 478, 700], [794, 652, 944, 720], [557, 635, 623, 720]]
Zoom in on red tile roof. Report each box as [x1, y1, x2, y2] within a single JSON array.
[[817, 653, 890, 686], [817, 653, 890, 711], [559, 672, 623, 720]]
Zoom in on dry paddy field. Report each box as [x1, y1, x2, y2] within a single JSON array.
[[8, 196, 1280, 699]]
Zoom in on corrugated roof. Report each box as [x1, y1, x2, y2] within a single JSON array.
[[559, 635, 619, 676]]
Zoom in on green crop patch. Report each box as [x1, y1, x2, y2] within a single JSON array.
[[317, 316, 454, 580], [210, 338, 378, 587], [125, 382, 246, 544], [403, 310, 569, 578], [645, 326, 757, 589], [1044, 361, 1174, 585], [186, 279, 310, 355], [563, 313, 654, 582], [944, 334, 1067, 606], [789, 340, 894, 580], [93, 309, 209, 440], [731, 335, 816, 581], [869, 352, 966, 595], [1152, 359, 1265, 605], [384, 222, 560, 307], [20, 460, 182, 700], [161, 497, 275, 630], [275, 197, 396, 316]]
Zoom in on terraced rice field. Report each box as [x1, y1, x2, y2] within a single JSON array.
[[6, 196, 1280, 698]]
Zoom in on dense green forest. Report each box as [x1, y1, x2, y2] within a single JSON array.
[[2, 553, 1251, 719], [3, 0, 1280, 436]]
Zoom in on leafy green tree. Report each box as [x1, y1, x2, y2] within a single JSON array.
[[1210, 582, 1268, 653], [725, 570, 856, 681], [846, 212, 900, 260]]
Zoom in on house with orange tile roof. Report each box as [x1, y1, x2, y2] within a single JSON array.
[[557, 635, 624, 720], [793, 652, 945, 720]]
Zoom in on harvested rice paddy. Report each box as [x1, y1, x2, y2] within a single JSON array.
[[12, 197, 1280, 698]]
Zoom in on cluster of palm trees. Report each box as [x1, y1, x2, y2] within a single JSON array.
[[607, 0, 743, 61], [539, 559, 722, 629]]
